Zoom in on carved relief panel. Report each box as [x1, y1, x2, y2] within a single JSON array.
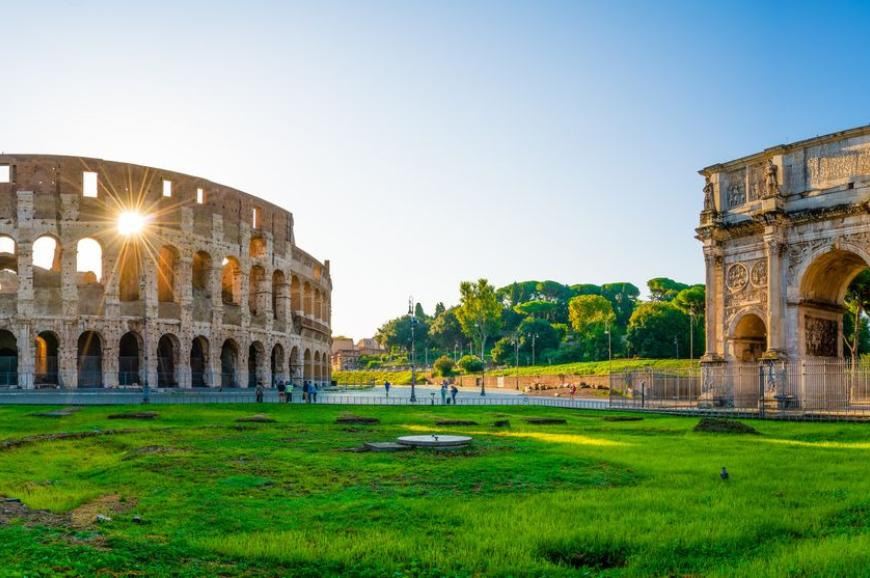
[[725, 258, 767, 321], [805, 316, 837, 357]]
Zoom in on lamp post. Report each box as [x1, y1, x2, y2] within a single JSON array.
[[674, 335, 679, 359], [688, 310, 695, 360], [530, 333, 538, 366], [408, 297, 417, 402], [476, 321, 486, 397], [604, 321, 613, 375], [513, 331, 520, 390]]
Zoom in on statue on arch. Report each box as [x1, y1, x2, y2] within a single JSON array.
[[703, 176, 715, 212], [764, 159, 779, 198]]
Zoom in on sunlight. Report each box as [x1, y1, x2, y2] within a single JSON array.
[[117, 211, 149, 236], [402, 424, 628, 447]]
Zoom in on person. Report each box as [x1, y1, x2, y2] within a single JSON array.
[[440, 380, 448, 405], [302, 380, 309, 403], [570, 383, 577, 400], [255, 381, 264, 403], [450, 385, 458, 405], [277, 380, 286, 403], [384, 380, 391, 398], [311, 382, 318, 403], [284, 380, 292, 403]]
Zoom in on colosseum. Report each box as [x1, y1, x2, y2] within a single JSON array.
[[0, 154, 332, 389]]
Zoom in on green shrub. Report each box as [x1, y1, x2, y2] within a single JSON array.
[[432, 355, 455, 377], [457, 354, 483, 374]]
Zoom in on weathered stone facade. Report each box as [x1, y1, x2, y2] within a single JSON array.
[[0, 154, 332, 388], [697, 125, 870, 370]]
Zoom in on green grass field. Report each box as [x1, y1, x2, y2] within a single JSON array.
[[0, 404, 867, 577]]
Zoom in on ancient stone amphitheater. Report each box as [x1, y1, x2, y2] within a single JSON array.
[[0, 155, 332, 389]]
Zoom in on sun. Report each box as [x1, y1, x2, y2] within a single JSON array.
[[117, 211, 150, 236]]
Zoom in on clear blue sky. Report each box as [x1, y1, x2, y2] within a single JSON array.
[[2, 1, 869, 338]]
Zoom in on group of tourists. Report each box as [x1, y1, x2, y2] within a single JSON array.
[[262, 379, 321, 403], [384, 380, 459, 404]]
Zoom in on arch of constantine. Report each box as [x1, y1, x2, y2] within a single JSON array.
[[0, 155, 332, 389], [697, 125, 870, 409]]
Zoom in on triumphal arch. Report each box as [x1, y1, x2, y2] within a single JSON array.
[[697, 124, 870, 409]]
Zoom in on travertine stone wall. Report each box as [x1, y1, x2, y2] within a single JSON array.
[[0, 154, 332, 389]]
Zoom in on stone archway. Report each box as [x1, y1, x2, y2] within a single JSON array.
[[697, 124, 870, 410]]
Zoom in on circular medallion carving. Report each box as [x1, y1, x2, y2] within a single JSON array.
[[727, 263, 748, 291], [750, 260, 767, 287]]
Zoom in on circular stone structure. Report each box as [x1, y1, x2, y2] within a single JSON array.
[[0, 154, 332, 389], [396, 435, 473, 448]]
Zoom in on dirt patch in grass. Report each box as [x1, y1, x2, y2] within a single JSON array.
[[436, 420, 478, 426], [525, 417, 567, 425], [694, 417, 759, 434], [70, 494, 136, 528], [30, 407, 80, 418], [493, 420, 511, 428], [107, 412, 159, 420], [0, 429, 136, 452], [336, 416, 380, 425], [0, 497, 67, 527], [236, 414, 276, 423], [603, 415, 643, 422], [540, 539, 630, 570]]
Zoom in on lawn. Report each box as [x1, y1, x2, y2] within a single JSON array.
[[0, 404, 867, 577], [334, 358, 697, 385]]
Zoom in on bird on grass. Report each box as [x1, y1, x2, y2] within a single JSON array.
[[720, 467, 729, 481]]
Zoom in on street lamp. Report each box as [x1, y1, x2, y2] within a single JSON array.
[[530, 333, 538, 366], [604, 321, 613, 374], [476, 321, 486, 397], [688, 310, 695, 360], [513, 331, 520, 390], [408, 297, 417, 402]]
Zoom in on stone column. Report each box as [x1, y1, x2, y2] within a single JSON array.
[[60, 235, 78, 318], [764, 229, 785, 358], [701, 248, 723, 360]]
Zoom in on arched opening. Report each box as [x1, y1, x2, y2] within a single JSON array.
[[190, 336, 209, 387], [119, 331, 142, 386], [221, 257, 241, 305], [271, 344, 285, 384], [76, 238, 103, 284], [303, 282, 312, 316], [34, 331, 59, 386], [272, 270, 286, 321], [289, 346, 300, 386], [314, 289, 322, 320], [157, 334, 179, 387], [119, 242, 142, 302], [800, 249, 870, 358], [0, 236, 18, 295], [192, 251, 211, 297], [249, 265, 265, 317], [77, 331, 103, 388], [248, 341, 265, 387], [221, 339, 239, 387], [291, 275, 301, 313], [249, 236, 266, 259], [0, 329, 17, 386], [32, 235, 62, 288], [303, 348, 312, 381], [157, 245, 179, 303], [322, 353, 329, 384], [732, 314, 767, 362]]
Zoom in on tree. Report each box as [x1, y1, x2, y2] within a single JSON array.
[[428, 307, 465, 351], [600, 282, 640, 327], [375, 315, 429, 353], [517, 317, 562, 360], [568, 295, 616, 335], [844, 270, 870, 360], [647, 277, 689, 302], [455, 279, 502, 360], [513, 300, 558, 319], [414, 302, 427, 320], [673, 285, 706, 358], [457, 354, 483, 374], [626, 302, 689, 358], [433, 355, 456, 377], [434, 302, 446, 317], [570, 283, 601, 296]]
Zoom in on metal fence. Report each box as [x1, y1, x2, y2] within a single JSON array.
[[610, 358, 870, 418]]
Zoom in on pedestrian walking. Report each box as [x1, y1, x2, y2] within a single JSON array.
[[302, 380, 309, 403], [384, 380, 391, 398], [440, 380, 448, 405], [570, 383, 577, 400], [450, 385, 458, 405], [277, 380, 286, 403], [255, 381, 264, 403], [311, 383, 318, 403]]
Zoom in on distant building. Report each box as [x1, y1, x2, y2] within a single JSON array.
[[331, 337, 385, 370]]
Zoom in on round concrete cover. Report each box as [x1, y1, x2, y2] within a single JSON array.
[[396, 434, 472, 447]]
